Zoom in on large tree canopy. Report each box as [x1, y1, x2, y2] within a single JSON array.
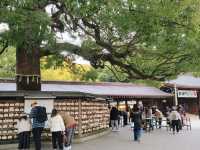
[[0, 47, 15, 78], [1, 0, 200, 85]]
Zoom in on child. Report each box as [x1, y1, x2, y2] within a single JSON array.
[[16, 114, 31, 150], [48, 109, 65, 150], [60, 111, 77, 150]]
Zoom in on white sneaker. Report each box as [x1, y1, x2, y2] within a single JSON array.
[[64, 146, 71, 150], [116, 129, 120, 132], [63, 147, 69, 150], [68, 145, 72, 150]]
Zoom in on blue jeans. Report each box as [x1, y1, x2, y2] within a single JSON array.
[[133, 128, 141, 141], [111, 120, 119, 130], [64, 127, 76, 147]]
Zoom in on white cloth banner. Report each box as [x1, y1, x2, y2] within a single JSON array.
[[177, 90, 197, 98]]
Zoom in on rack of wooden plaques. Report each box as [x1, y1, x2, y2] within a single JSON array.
[[81, 100, 109, 136], [54, 99, 109, 137], [0, 100, 24, 141], [54, 99, 79, 137]]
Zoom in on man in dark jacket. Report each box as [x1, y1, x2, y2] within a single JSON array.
[[30, 101, 45, 150], [110, 106, 119, 131], [130, 105, 142, 142], [123, 111, 128, 126]]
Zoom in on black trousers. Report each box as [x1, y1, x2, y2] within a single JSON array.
[[52, 131, 63, 150], [171, 120, 179, 133], [18, 131, 30, 149], [32, 127, 43, 150], [156, 118, 162, 128]]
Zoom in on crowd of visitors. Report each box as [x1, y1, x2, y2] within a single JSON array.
[[16, 101, 76, 150], [109, 103, 189, 142], [16, 100, 189, 149]]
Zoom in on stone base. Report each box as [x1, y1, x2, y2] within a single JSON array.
[[0, 129, 111, 150]]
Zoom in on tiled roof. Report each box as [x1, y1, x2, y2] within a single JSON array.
[[0, 80, 172, 98], [165, 75, 200, 89]]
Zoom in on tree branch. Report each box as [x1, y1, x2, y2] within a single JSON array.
[[40, 42, 80, 57], [0, 41, 8, 55], [105, 65, 123, 82], [129, 7, 193, 31]]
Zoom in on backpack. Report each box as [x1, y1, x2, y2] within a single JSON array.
[[35, 106, 47, 123]]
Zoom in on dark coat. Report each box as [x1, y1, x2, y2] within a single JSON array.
[[131, 112, 142, 129], [110, 107, 119, 120]]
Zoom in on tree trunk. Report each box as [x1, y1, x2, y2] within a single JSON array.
[[16, 46, 41, 91]]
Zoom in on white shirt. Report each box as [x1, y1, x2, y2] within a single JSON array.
[[146, 109, 153, 118], [169, 111, 181, 121], [48, 114, 65, 132], [16, 119, 31, 133]]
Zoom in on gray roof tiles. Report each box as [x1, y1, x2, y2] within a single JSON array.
[[166, 75, 200, 89], [0, 81, 172, 98]]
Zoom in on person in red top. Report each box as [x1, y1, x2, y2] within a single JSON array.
[[60, 112, 77, 150]]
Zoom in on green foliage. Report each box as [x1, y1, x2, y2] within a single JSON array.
[[41, 55, 65, 69], [0, 0, 54, 49], [97, 68, 118, 82], [1, 0, 200, 82], [81, 68, 98, 81], [82, 66, 162, 87], [74, 0, 200, 80], [0, 47, 15, 78]]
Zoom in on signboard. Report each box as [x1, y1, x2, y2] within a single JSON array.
[[127, 101, 136, 105], [24, 99, 54, 114], [177, 90, 197, 98], [119, 101, 125, 105], [110, 102, 117, 106]]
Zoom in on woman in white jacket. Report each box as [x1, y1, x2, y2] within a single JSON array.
[[16, 114, 31, 150], [48, 109, 65, 150], [169, 107, 181, 134]]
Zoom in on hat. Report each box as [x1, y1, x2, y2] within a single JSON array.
[[31, 101, 38, 107]]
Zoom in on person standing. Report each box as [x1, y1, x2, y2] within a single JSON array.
[[123, 111, 128, 126], [16, 114, 31, 150], [60, 111, 77, 150], [146, 106, 153, 131], [48, 109, 65, 150], [130, 105, 142, 142], [155, 109, 163, 128], [169, 107, 181, 134], [30, 101, 46, 150], [110, 106, 119, 131]]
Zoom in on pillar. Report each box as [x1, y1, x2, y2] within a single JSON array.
[[78, 99, 82, 137]]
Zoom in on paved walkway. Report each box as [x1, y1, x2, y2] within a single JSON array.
[[1, 115, 200, 150], [72, 116, 200, 150]]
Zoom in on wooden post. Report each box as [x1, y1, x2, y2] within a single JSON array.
[[174, 84, 178, 106], [78, 99, 82, 138], [117, 100, 119, 109], [197, 91, 200, 119], [125, 100, 128, 112]]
